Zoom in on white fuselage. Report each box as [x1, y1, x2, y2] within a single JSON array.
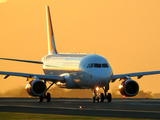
[[42, 53, 113, 89]]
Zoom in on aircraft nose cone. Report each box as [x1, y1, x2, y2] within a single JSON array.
[[91, 69, 113, 84], [95, 69, 111, 78]]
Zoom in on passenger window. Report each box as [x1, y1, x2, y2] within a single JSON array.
[[94, 63, 101, 68], [102, 63, 109, 68]]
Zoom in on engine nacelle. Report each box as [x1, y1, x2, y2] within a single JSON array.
[[119, 79, 139, 97], [58, 73, 79, 88], [26, 79, 46, 96]]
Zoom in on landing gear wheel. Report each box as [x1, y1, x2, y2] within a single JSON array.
[[38, 95, 43, 102], [46, 93, 51, 102], [100, 93, 104, 102], [96, 97, 99, 103], [92, 96, 96, 103], [107, 93, 112, 102]]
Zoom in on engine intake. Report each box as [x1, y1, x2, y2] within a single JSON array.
[[119, 79, 139, 97], [26, 79, 46, 96]]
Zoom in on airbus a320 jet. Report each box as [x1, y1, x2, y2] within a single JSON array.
[[0, 6, 160, 103]]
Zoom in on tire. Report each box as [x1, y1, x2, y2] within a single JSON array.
[[96, 97, 99, 103], [46, 93, 51, 102], [107, 93, 112, 102], [92, 96, 96, 103], [38, 95, 43, 102], [100, 93, 104, 102]]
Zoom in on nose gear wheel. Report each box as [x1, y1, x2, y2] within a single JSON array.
[[92, 85, 112, 103]]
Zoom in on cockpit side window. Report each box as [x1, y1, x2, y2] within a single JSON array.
[[102, 63, 109, 68], [86, 63, 91, 68], [86, 63, 93, 68], [89, 63, 93, 68], [94, 63, 101, 68]]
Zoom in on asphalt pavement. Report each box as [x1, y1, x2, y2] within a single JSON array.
[[0, 98, 160, 119]]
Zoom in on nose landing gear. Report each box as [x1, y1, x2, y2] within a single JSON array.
[[92, 89, 99, 103], [92, 85, 112, 103], [99, 93, 104, 102]]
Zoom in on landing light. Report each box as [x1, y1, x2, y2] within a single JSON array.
[[96, 87, 99, 91], [57, 82, 61, 85], [25, 84, 31, 89], [119, 85, 123, 89]]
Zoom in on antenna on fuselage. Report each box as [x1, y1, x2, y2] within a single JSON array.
[[46, 6, 58, 54]]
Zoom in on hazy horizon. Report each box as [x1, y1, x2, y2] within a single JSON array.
[[1, 85, 160, 99]]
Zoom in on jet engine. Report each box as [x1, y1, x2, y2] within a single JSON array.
[[26, 79, 46, 96], [119, 79, 139, 97]]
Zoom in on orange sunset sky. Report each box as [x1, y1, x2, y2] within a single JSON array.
[[0, 0, 160, 96]]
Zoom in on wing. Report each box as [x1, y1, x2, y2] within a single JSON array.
[[0, 58, 43, 64], [0, 71, 64, 82], [111, 70, 160, 82]]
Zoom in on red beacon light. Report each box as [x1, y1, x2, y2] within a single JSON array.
[[123, 95, 126, 98]]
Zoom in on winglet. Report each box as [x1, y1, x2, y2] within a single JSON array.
[[46, 6, 58, 54]]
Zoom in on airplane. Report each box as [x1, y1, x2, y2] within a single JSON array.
[[0, 6, 160, 103]]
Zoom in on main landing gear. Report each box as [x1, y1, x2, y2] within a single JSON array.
[[38, 81, 54, 102], [92, 85, 112, 103], [38, 93, 51, 102]]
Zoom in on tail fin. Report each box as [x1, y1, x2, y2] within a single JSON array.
[[46, 6, 57, 54]]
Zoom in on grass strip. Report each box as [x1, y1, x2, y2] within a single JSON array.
[[0, 112, 156, 120]]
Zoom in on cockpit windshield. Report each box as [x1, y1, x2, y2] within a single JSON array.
[[94, 63, 101, 68], [102, 63, 108, 68], [86, 63, 109, 68]]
